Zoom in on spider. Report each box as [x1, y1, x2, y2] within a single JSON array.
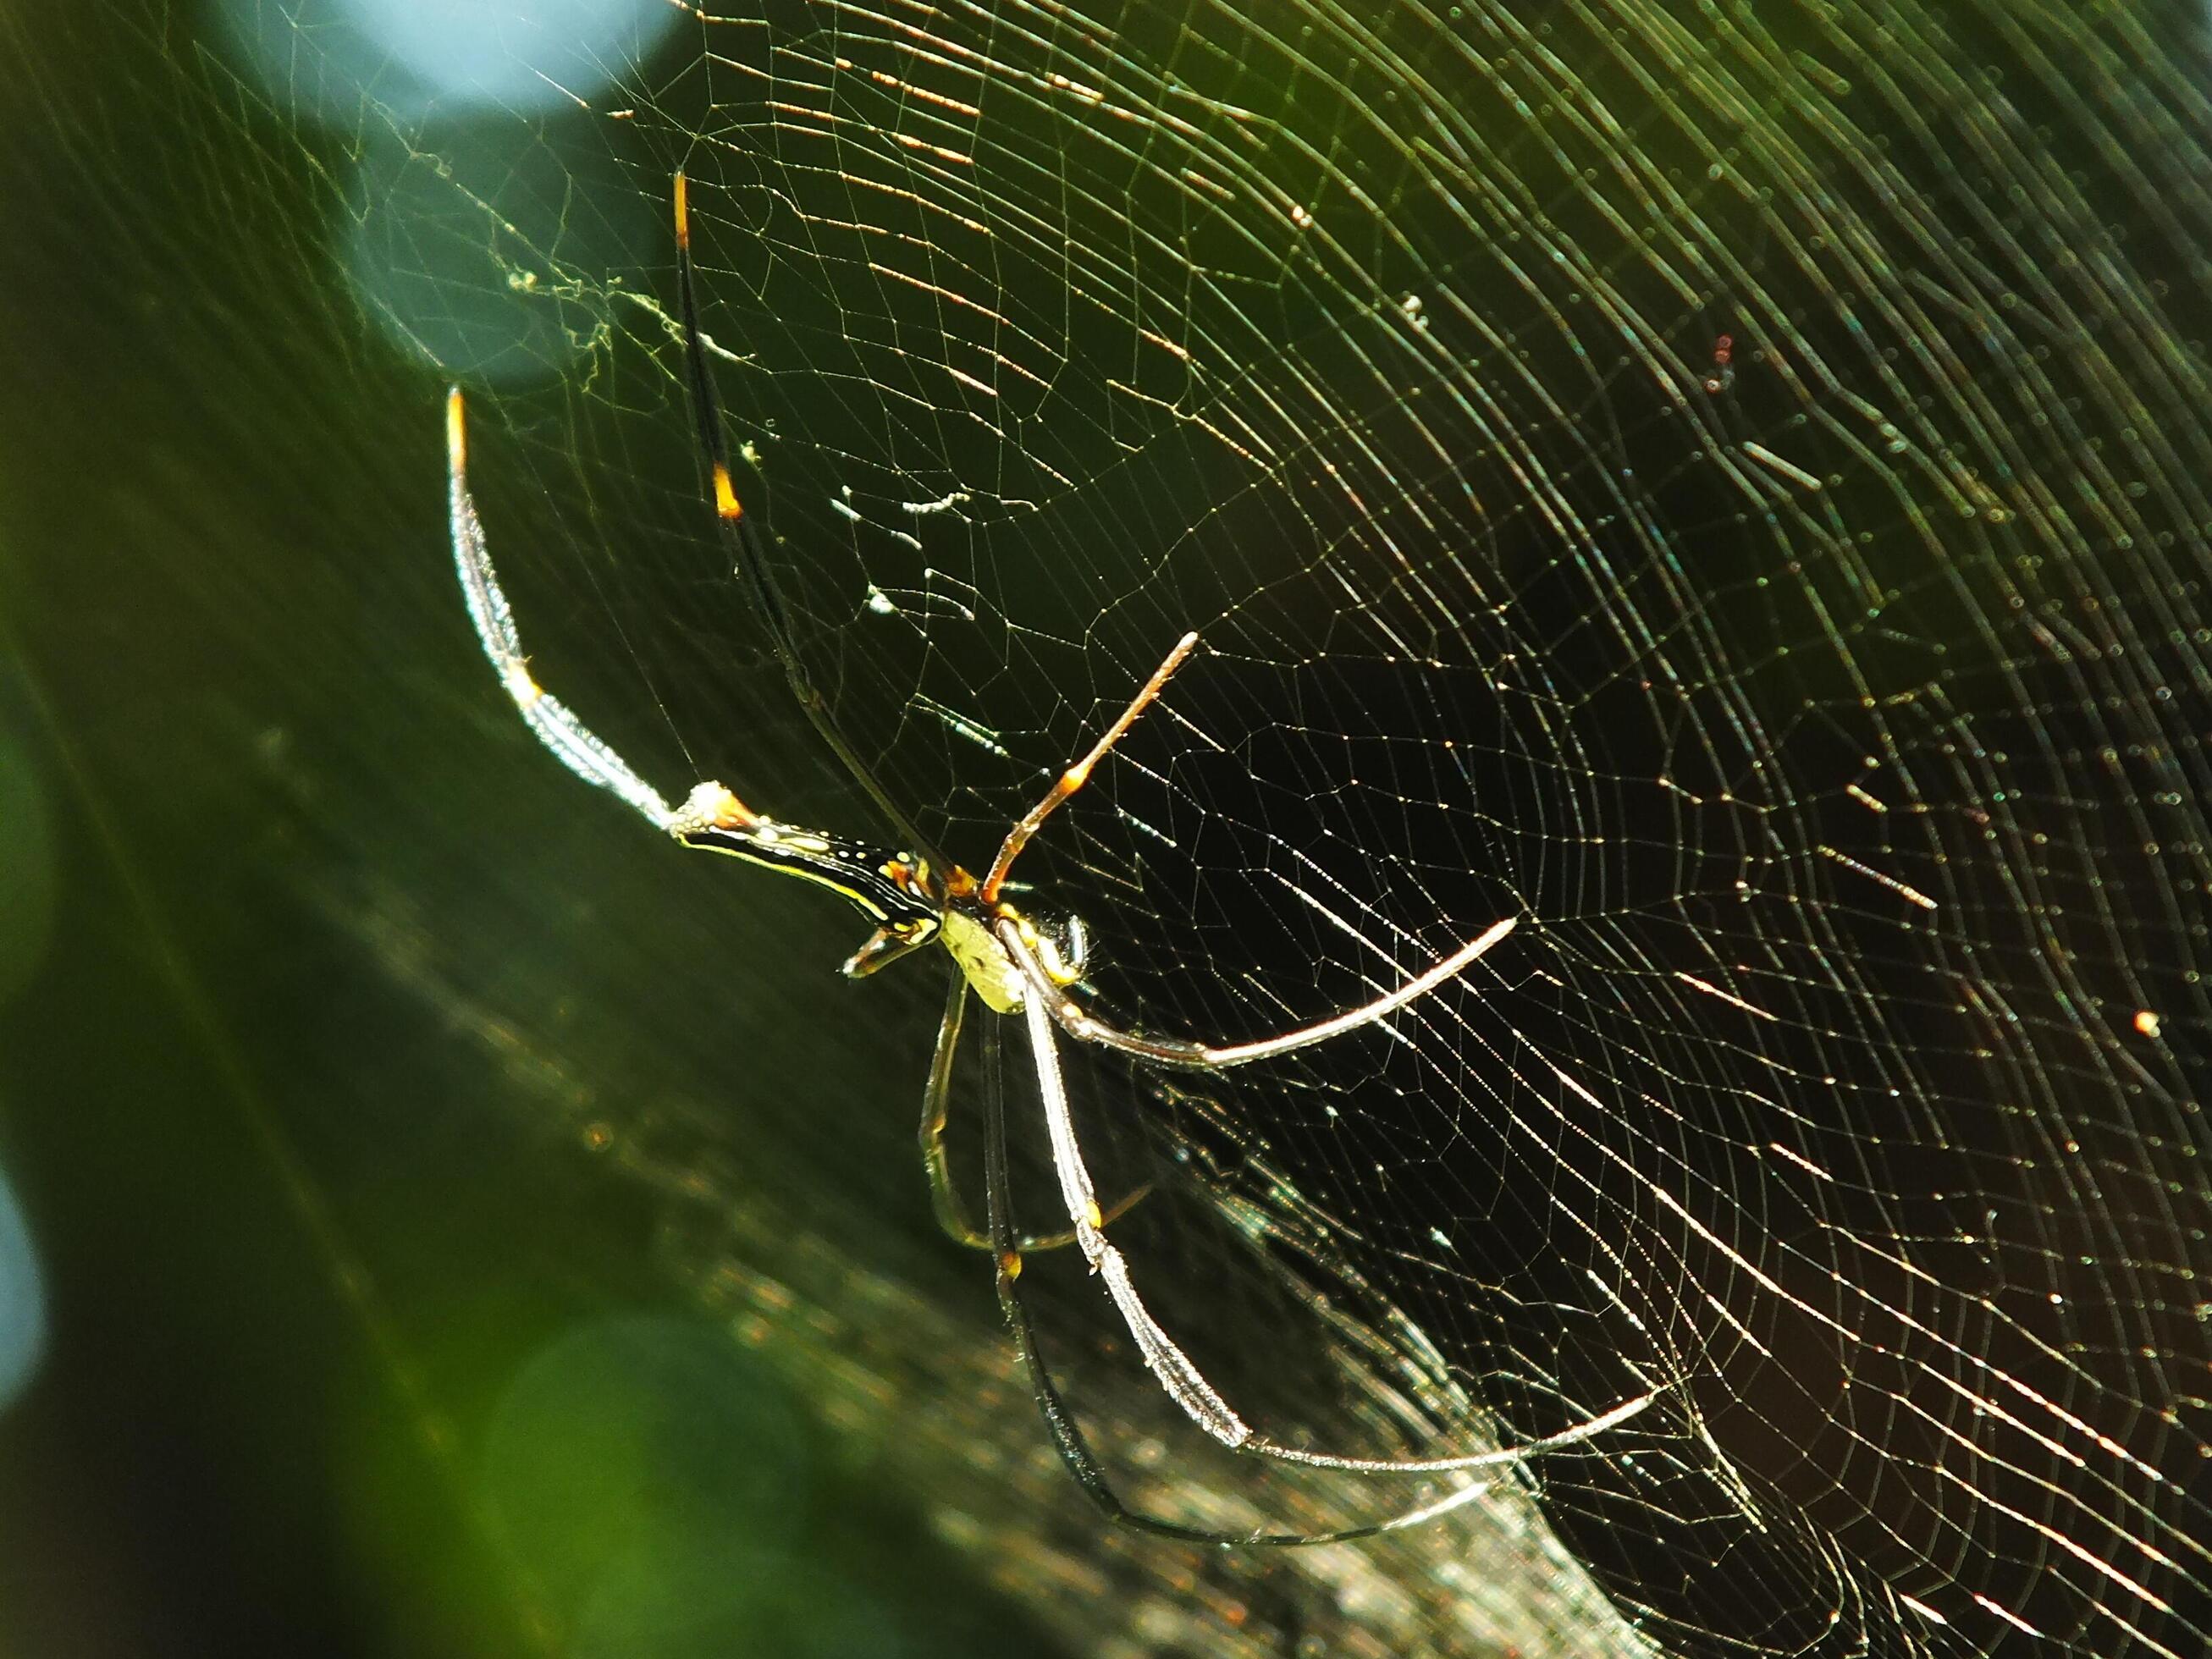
[[440, 171, 1653, 1546]]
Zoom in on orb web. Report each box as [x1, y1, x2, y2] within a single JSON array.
[[389, 1, 2212, 1652]]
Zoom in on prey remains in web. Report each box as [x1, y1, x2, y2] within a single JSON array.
[[441, 171, 1655, 1546]]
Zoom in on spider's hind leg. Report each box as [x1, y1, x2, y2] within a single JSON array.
[[446, 388, 682, 831]]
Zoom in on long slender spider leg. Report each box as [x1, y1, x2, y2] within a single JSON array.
[[1002, 914, 1521, 1071], [1017, 980, 1652, 1474], [924, 973, 1149, 1253], [842, 928, 938, 981], [981, 1002, 1500, 1546], [1001, 916, 1658, 1480], [447, 389, 681, 830], [1020, 989, 1256, 1445], [979, 630, 1199, 904], [670, 174, 953, 879]]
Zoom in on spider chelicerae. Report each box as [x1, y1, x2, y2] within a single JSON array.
[[442, 171, 1652, 1546]]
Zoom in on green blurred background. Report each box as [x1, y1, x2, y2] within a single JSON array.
[[7, 2, 2212, 1656]]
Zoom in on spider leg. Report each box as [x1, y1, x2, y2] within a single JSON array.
[[923, 972, 1149, 1253], [979, 630, 1198, 904], [843, 927, 938, 980], [671, 173, 954, 879], [985, 995, 1529, 1546], [1007, 929, 1656, 1480], [1003, 913, 1521, 1070], [447, 389, 680, 830]]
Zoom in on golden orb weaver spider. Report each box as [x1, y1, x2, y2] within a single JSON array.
[[441, 172, 1655, 1546]]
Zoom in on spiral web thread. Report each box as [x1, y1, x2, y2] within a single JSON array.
[[417, 1, 2212, 1653]]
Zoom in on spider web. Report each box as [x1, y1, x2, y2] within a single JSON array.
[[9, 0, 2211, 1653], [440, 3, 2212, 1652]]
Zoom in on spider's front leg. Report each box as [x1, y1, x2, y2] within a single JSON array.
[[996, 913, 1658, 1482], [919, 974, 1150, 1254]]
